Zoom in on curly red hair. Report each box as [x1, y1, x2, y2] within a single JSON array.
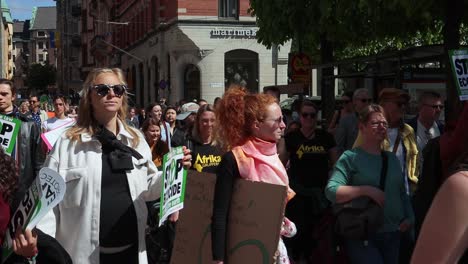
[[216, 85, 277, 149]]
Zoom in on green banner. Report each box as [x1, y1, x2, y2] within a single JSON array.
[[449, 49, 468, 101], [0, 114, 22, 156]]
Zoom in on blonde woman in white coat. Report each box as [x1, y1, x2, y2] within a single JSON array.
[[38, 68, 191, 264]]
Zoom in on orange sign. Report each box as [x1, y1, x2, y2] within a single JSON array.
[[290, 53, 312, 84]]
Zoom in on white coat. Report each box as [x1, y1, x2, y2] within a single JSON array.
[[37, 120, 162, 264]]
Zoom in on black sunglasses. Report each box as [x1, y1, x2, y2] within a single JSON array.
[[424, 104, 444, 110], [90, 84, 127, 97], [301, 112, 317, 119], [360, 98, 372, 103]]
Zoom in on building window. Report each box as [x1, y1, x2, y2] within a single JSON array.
[[183, 64, 200, 101], [225, 49, 259, 93], [38, 31, 46, 37], [219, 0, 239, 18], [13, 55, 16, 61], [39, 54, 44, 62], [38, 42, 44, 49]]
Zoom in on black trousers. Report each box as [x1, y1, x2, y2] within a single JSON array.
[[100, 244, 138, 264]]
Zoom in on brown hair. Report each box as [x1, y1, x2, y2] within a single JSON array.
[[192, 104, 217, 145], [299, 100, 318, 113], [358, 104, 385, 123], [0, 148, 18, 204], [216, 85, 277, 150], [141, 118, 169, 164], [66, 68, 140, 147], [0, 79, 16, 95]]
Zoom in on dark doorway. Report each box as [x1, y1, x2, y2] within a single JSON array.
[[225, 49, 259, 93], [183, 64, 200, 101]]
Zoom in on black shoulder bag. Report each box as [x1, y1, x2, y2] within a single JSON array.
[[333, 151, 388, 240]]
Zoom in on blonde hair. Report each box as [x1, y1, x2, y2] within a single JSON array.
[[66, 68, 140, 147]]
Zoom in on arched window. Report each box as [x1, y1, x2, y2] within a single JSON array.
[[225, 49, 259, 93], [183, 64, 200, 101]]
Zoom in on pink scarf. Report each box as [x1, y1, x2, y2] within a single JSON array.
[[232, 137, 295, 201]]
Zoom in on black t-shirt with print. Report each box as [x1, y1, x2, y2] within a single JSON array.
[[189, 140, 224, 174], [285, 129, 336, 188]]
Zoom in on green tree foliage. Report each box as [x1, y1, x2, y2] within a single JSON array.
[[249, 0, 468, 60], [26, 63, 56, 92]]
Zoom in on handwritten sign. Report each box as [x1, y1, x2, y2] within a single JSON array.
[[2, 168, 66, 263], [449, 49, 468, 100], [0, 114, 21, 156], [159, 147, 187, 226], [171, 171, 287, 264]]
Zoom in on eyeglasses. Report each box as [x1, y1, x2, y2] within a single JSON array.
[[90, 84, 127, 97], [424, 104, 444, 110], [29, 100, 37, 103], [342, 99, 351, 104], [369, 121, 388, 128], [301, 112, 317, 119], [359, 98, 372, 103]]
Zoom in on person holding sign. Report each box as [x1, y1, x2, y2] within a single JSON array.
[[211, 86, 296, 264], [0, 148, 39, 263], [37, 68, 192, 264], [0, 79, 45, 214]]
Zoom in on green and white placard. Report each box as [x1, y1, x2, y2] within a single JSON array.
[[0, 114, 22, 156], [449, 49, 468, 101], [159, 146, 187, 226]]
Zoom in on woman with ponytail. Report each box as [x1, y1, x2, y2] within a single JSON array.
[[211, 86, 296, 264]]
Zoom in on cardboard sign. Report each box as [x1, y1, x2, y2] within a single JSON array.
[[2, 168, 66, 262], [0, 114, 21, 156], [449, 49, 468, 100], [159, 147, 187, 226], [171, 171, 287, 264]]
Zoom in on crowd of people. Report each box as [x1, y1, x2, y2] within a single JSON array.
[[0, 67, 468, 264]]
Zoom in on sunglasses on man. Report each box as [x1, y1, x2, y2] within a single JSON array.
[[90, 84, 128, 97], [424, 104, 444, 110]]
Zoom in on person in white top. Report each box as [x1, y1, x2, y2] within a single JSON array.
[[37, 68, 192, 264], [42, 95, 75, 132]]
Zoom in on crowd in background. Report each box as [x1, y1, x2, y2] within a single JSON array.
[[1, 69, 468, 264]]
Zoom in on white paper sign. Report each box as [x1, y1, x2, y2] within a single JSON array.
[[159, 147, 187, 226], [449, 49, 468, 101], [1, 168, 66, 262]]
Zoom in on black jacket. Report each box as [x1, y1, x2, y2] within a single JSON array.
[[4, 108, 45, 212], [407, 115, 444, 136]]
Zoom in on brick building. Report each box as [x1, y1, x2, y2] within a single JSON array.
[[83, 0, 290, 107]]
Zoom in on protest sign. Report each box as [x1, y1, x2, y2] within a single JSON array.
[[159, 146, 187, 226], [171, 171, 287, 264], [449, 49, 468, 100], [41, 119, 76, 151], [171, 171, 216, 264], [1, 168, 66, 263], [0, 114, 21, 156]]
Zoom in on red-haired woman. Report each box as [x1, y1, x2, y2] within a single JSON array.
[[211, 86, 296, 264]]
